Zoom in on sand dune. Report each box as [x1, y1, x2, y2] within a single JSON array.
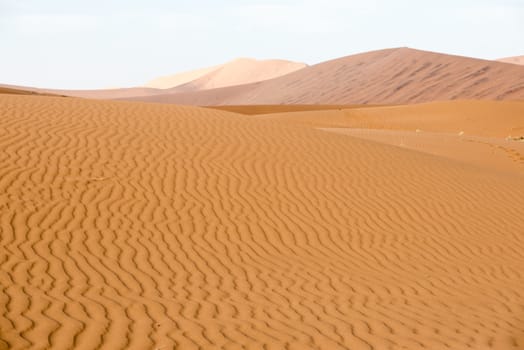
[[39, 87, 164, 100], [498, 55, 524, 66], [207, 104, 376, 115], [1, 58, 305, 100], [1, 95, 524, 349], [0, 83, 164, 100], [221, 100, 524, 175], [323, 128, 524, 176], [146, 58, 307, 91], [127, 47, 524, 105], [256, 100, 524, 138], [144, 64, 224, 89], [171, 58, 307, 92], [0, 86, 64, 97], [121, 82, 263, 105]]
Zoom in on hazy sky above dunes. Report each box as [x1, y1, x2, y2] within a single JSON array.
[[1, 0, 523, 89]]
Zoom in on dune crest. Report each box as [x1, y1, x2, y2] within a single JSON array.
[[144, 64, 225, 89], [497, 55, 524, 65], [145, 58, 307, 90], [128, 47, 524, 105]]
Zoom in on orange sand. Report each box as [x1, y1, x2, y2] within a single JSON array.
[[1, 95, 523, 349], [207, 104, 378, 115], [254, 100, 524, 137]]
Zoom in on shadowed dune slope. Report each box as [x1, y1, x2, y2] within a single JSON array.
[[258, 100, 524, 138], [127, 47, 524, 105], [1, 95, 524, 349], [498, 56, 524, 66]]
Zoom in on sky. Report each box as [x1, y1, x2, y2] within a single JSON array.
[[0, 0, 523, 89]]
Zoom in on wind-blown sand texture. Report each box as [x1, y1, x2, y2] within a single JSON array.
[[1, 95, 524, 350], [217, 100, 524, 176], [127, 48, 524, 105]]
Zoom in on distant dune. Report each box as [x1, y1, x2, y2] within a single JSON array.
[[2, 58, 306, 100], [146, 58, 307, 90], [144, 63, 224, 89], [497, 55, 524, 66], [0, 83, 163, 99], [1, 94, 524, 349], [0, 86, 64, 97], [128, 47, 524, 105], [6, 48, 524, 104]]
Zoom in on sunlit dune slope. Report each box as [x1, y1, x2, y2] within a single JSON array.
[[255, 99, 524, 177], [172, 58, 307, 92], [206, 104, 378, 115], [1, 95, 524, 350], [1, 58, 305, 100], [498, 55, 524, 66], [258, 100, 524, 138], [0, 83, 164, 100], [144, 64, 224, 89], [0, 86, 62, 97], [127, 47, 524, 105], [145, 58, 306, 90]]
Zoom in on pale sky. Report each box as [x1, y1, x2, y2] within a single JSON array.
[[1, 0, 522, 89]]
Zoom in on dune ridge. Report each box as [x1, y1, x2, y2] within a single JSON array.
[[1, 58, 306, 101], [144, 64, 224, 89], [146, 58, 307, 91], [0, 83, 163, 100], [498, 56, 524, 66], [1, 95, 524, 349], [127, 47, 524, 105]]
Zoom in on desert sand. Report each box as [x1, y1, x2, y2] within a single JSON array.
[[498, 56, 524, 65], [208, 104, 375, 115], [251, 100, 524, 138], [0, 58, 305, 101], [0, 87, 62, 97], [1, 94, 524, 350], [146, 58, 306, 91], [127, 48, 524, 105], [5, 48, 524, 105], [0, 83, 163, 100], [145, 63, 225, 89]]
